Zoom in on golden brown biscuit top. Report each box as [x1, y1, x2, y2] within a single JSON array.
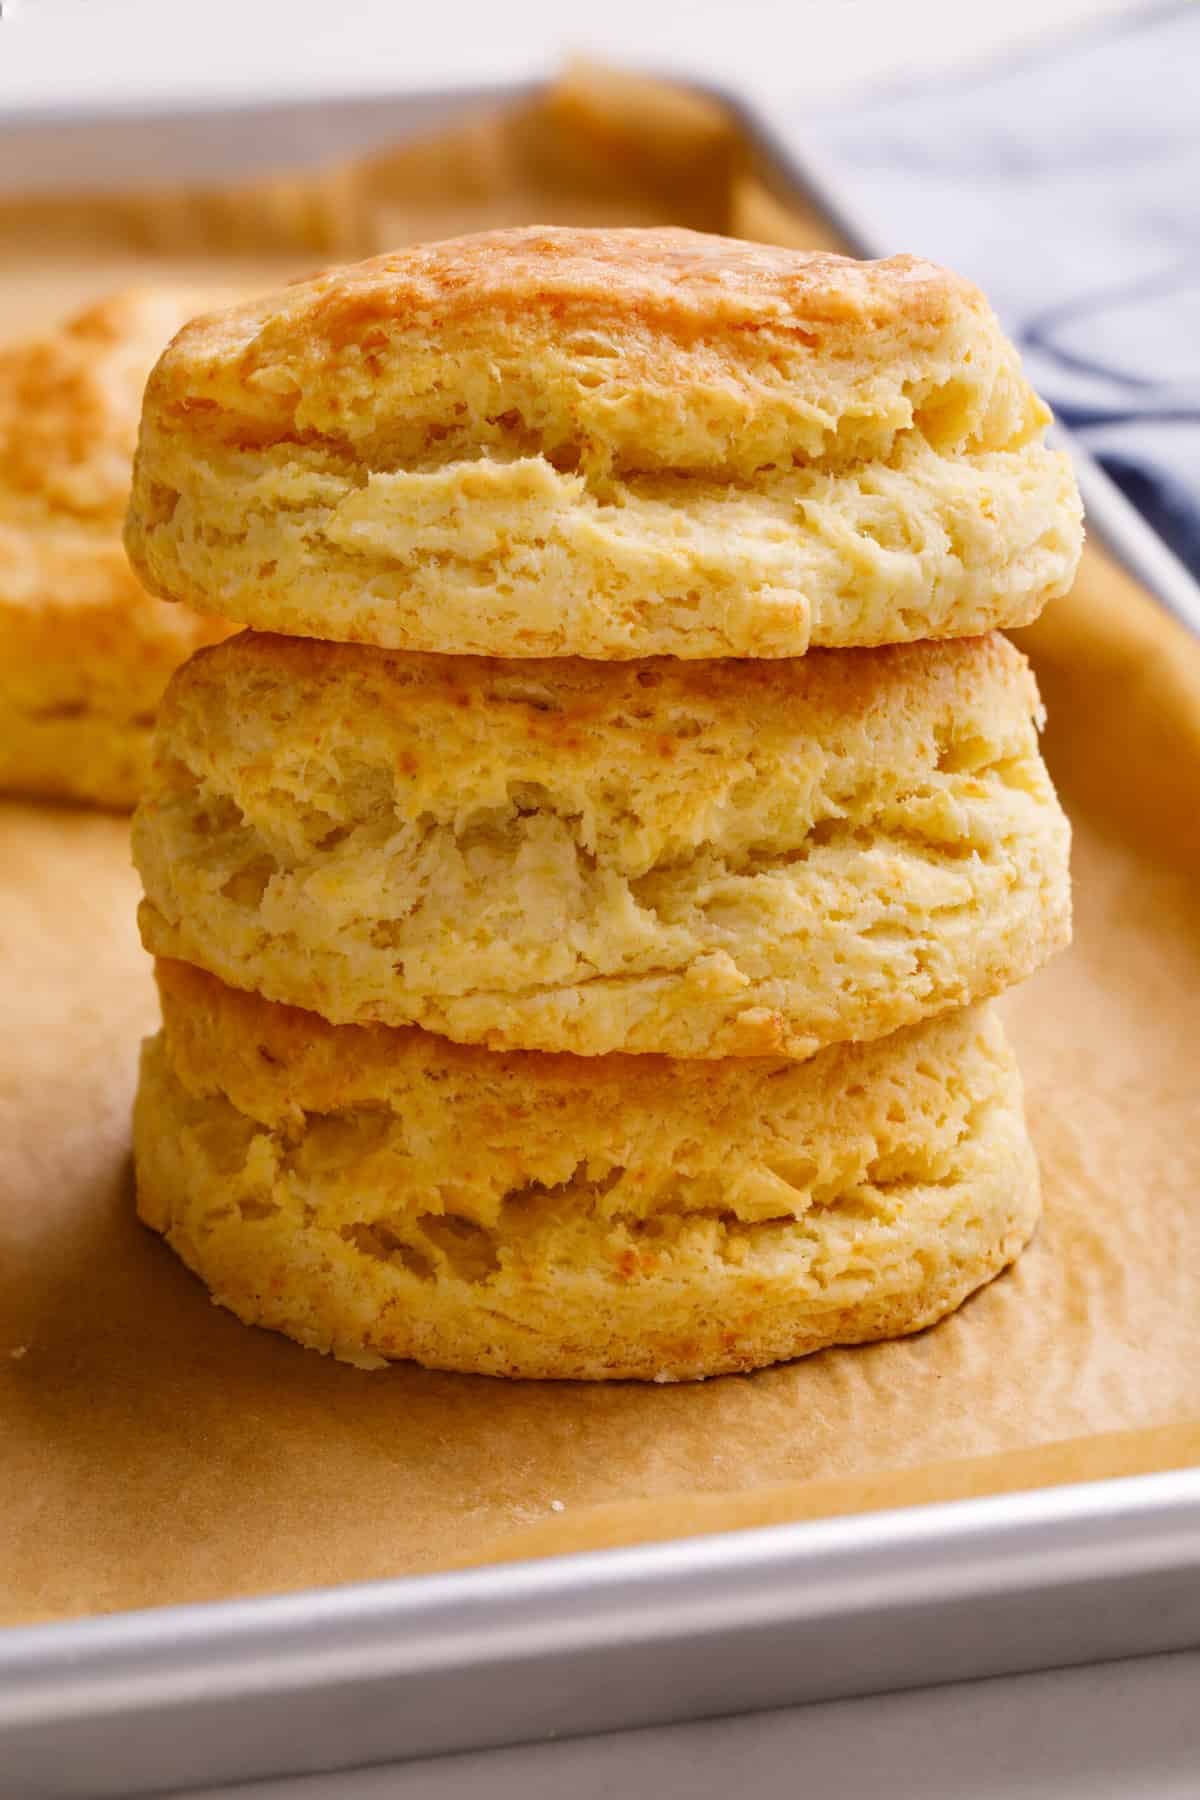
[[0, 288, 229, 528], [168, 623, 1031, 744], [177, 227, 976, 350], [135, 226, 1041, 481]]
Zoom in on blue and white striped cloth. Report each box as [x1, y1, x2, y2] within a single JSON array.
[[813, 3, 1200, 578]]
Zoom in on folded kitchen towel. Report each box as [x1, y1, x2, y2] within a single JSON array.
[[815, 2, 1200, 578]]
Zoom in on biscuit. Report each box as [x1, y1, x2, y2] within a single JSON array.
[[134, 630, 1071, 1058], [136, 961, 1041, 1380], [125, 227, 1082, 659], [0, 290, 232, 807]]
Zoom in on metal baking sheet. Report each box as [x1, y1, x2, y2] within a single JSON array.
[[2, 82, 1199, 1800], [5, 1472, 1200, 1797]]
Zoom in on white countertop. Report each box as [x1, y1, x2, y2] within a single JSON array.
[[0, 0, 1158, 116], [174, 1651, 1200, 1800]]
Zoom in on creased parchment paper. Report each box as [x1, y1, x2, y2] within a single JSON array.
[[1, 67, 1197, 1625]]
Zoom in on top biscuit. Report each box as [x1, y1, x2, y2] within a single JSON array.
[[125, 227, 1083, 659]]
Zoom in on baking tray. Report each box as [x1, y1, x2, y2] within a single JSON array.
[[2, 81, 1199, 1800]]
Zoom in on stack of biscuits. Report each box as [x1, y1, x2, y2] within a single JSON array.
[[125, 228, 1081, 1380]]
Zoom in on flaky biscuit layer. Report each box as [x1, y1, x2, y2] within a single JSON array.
[[134, 630, 1071, 1057], [136, 963, 1041, 1381]]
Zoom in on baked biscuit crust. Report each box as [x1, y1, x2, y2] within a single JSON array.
[[134, 629, 1071, 1058], [135, 962, 1041, 1381], [125, 227, 1082, 658], [0, 290, 231, 807]]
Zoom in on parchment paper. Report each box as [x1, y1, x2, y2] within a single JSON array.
[[2, 68, 1197, 1625]]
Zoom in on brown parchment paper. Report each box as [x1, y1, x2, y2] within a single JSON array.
[[2, 68, 1198, 1626]]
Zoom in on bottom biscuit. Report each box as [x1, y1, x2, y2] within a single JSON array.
[[134, 961, 1041, 1381]]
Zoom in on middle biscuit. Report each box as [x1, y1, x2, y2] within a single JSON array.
[[135, 629, 1071, 1058]]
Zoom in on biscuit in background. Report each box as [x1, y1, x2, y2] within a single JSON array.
[[0, 290, 234, 809], [134, 629, 1071, 1059], [124, 226, 1083, 661], [136, 961, 1042, 1382]]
